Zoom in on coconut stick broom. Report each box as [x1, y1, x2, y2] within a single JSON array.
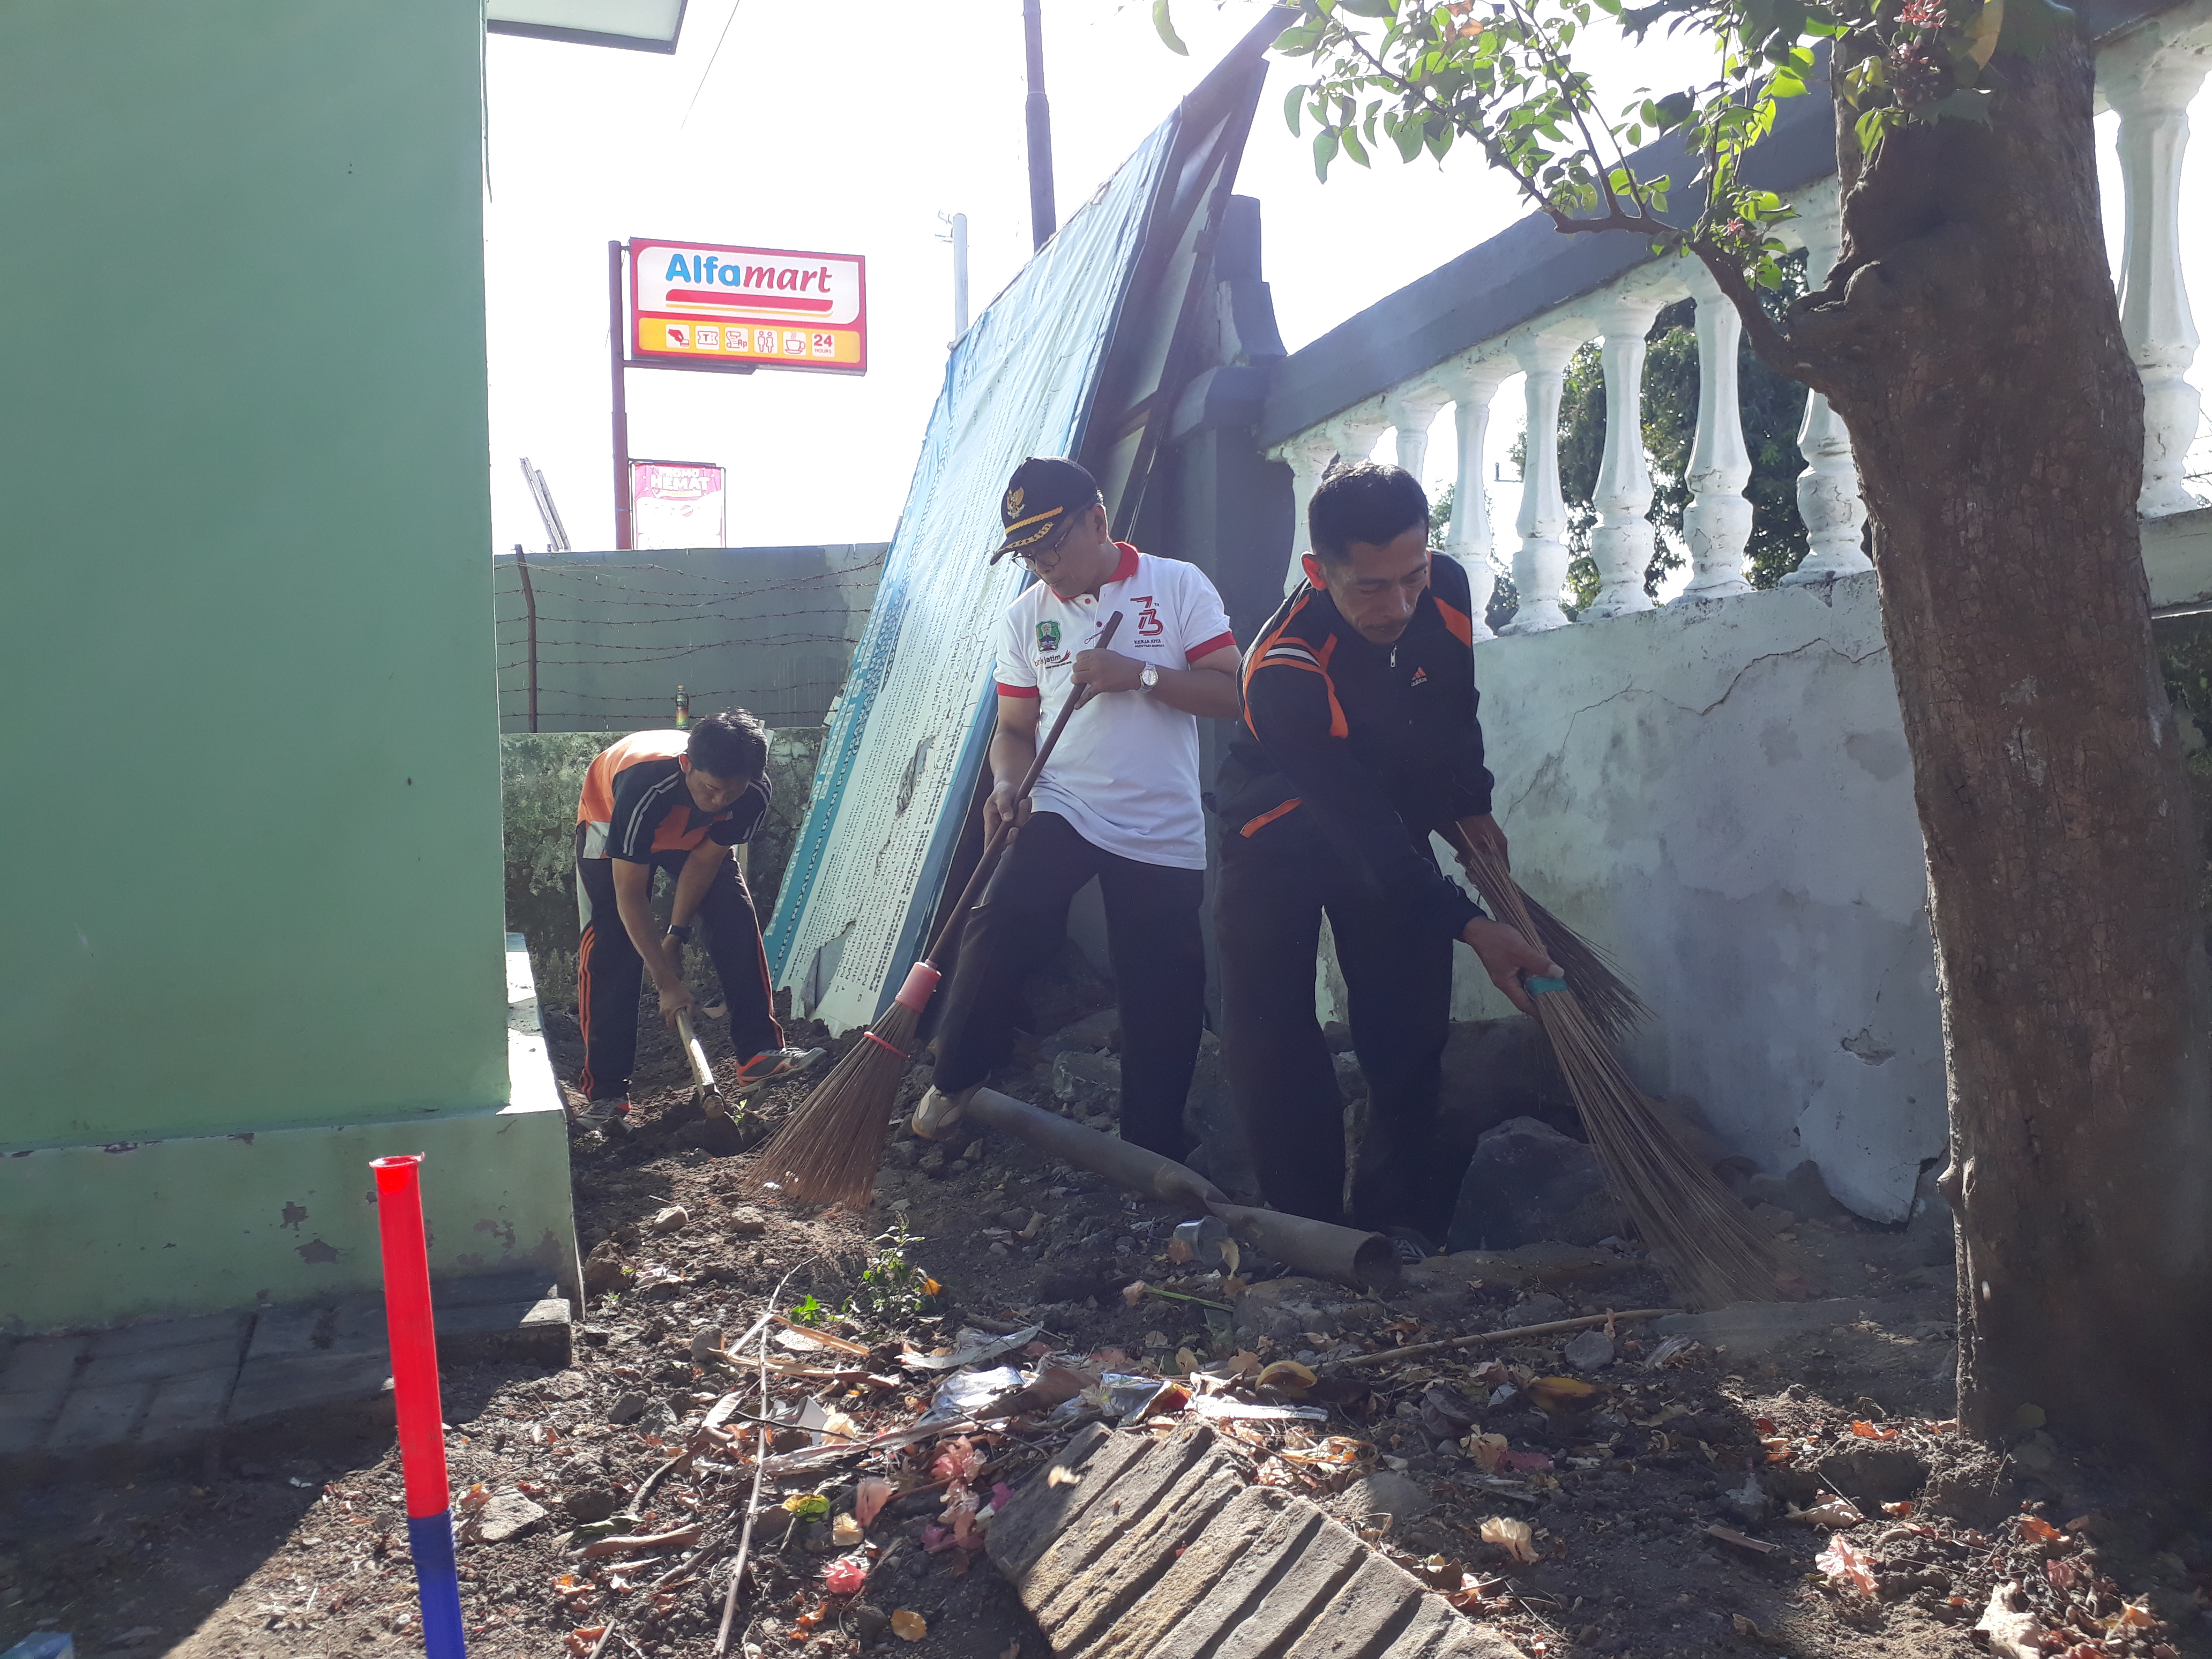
[[749, 614, 1124, 1207], [1445, 826, 1781, 1306]]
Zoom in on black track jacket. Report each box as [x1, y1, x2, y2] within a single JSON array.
[[1217, 551, 1494, 940]]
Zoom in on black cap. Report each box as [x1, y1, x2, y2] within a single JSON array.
[[989, 456, 1103, 563]]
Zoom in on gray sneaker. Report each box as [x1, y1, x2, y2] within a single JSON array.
[[911, 1084, 975, 1142], [572, 1097, 631, 1131]]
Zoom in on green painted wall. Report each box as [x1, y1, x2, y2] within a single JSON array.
[[0, 1, 507, 1145]]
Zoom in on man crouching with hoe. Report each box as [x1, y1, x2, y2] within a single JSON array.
[[910, 456, 1243, 1157], [570, 709, 821, 1130], [1216, 462, 1558, 1260]]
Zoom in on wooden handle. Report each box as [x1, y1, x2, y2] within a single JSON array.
[[675, 1009, 718, 1096], [920, 610, 1125, 966]]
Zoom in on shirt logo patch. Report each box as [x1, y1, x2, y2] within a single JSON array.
[[1036, 619, 1062, 654], [1410, 667, 1429, 687]]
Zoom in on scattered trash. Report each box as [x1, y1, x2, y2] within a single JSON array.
[[1817, 1535, 1878, 1594], [2, 1638, 74, 1659], [1721, 1473, 1774, 1523], [891, 1609, 929, 1641], [1481, 1515, 1540, 1563], [1643, 1335, 1697, 1369], [1185, 1394, 1328, 1423], [823, 1556, 868, 1595], [918, 1365, 1025, 1425], [901, 1324, 1042, 1372], [832, 1513, 863, 1545], [782, 1493, 831, 1519], [1976, 1582, 2042, 1659]]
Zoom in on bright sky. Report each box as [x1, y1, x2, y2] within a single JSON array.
[[483, 2, 2212, 558]]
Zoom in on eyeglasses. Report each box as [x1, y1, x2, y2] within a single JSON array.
[[1015, 513, 1081, 574]]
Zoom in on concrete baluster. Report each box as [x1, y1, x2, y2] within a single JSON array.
[[2106, 29, 2210, 517], [1503, 335, 1578, 634], [1327, 408, 1391, 472], [1588, 296, 1664, 618], [1438, 361, 1511, 639], [1783, 189, 1874, 584], [1675, 263, 1755, 602], [1279, 428, 1340, 595], [1382, 384, 1451, 489]]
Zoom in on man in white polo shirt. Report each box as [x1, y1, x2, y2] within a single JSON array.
[[914, 456, 1242, 1159]]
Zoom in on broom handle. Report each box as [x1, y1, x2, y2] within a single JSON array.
[[1443, 822, 1545, 947], [919, 611, 1125, 966]]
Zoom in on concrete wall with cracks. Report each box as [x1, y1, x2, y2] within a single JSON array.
[[1436, 571, 1946, 1222]]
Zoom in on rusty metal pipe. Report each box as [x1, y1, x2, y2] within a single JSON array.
[[962, 1089, 1398, 1290]]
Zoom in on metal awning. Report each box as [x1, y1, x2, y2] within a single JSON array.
[[487, 0, 687, 54]]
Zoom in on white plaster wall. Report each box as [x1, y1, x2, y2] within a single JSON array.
[[1448, 572, 1946, 1222]]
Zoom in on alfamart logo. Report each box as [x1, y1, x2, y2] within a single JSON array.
[[630, 238, 869, 376]]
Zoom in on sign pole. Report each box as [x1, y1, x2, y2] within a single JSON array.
[[608, 240, 633, 551]]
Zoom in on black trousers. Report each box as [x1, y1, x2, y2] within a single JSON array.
[[1216, 816, 1458, 1237], [931, 811, 1205, 1161], [574, 850, 781, 1102]]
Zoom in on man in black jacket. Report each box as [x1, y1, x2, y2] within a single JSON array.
[[1216, 462, 1556, 1252]]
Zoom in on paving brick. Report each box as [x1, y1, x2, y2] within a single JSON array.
[[1019, 1429, 1216, 1612], [990, 1424, 1156, 1579], [138, 1364, 241, 1443], [1375, 1599, 1521, 1659], [43, 1379, 154, 1453], [0, 1392, 61, 1458], [1091, 1485, 1295, 1659], [228, 1349, 393, 1422], [1130, 1495, 1325, 1657], [244, 1298, 387, 1363], [84, 1311, 252, 1359], [0, 1335, 86, 1398], [1209, 1513, 1366, 1659], [1042, 1460, 1244, 1651], [436, 1295, 572, 1368], [79, 1330, 247, 1389], [1282, 1552, 1429, 1659]]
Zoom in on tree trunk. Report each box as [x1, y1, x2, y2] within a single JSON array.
[[1758, 33, 2212, 1465]]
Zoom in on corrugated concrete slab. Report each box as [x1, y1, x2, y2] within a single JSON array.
[[992, 1424, 1516, 1658]]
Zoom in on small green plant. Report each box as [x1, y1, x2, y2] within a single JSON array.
[[844, 1216, 940, 1326], [788, 1292, 826, 1327]]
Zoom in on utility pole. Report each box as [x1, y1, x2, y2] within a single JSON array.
[[607, 240, 633, 550], [1022, 0, 1056, 251], [938, 212, 970, 341]]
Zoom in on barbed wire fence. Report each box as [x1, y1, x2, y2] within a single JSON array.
[[492, 545, 886, 733]]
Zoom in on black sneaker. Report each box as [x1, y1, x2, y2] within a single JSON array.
[[1385, 1227, 1434, 1265], [571, 1097, 631, 1131]]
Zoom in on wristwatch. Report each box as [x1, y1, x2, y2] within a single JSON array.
[[665, 922, 693, 944], [1139, 663, 1161, 692]]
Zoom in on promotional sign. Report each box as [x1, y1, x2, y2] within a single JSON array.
[[629, 460, 726, 549], [629, 238, 867, 374]]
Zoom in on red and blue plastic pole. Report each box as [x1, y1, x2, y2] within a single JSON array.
[[370, 1155, 468, 1659]]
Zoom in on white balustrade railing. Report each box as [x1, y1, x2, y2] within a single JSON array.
[[1262, 1, 2209, 629]]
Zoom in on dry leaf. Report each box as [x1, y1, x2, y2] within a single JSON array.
[[1529, 1376, 1599, 1412], [1120, 1281, 1147, 1307], [1883, 1501, 1915, 1517], [1788, 1494, 1865, 1528], [1850, 1420, 1900, 1441], [1706, 1525, 1782, 1556], [855, 1476, 893, 1528], [1256, 1361, 1317, 1396], [1480, 1515, 1538, 1563], [1976, 1583, 2042, 1659], [2118, 1602, 2158, 1630], [2019, 1516, 2064, 1544], [833, 1513, 863, 1545], [1466, 1432, 1507, 1474], [891, 1609, 929, 1641], [1817, 1535, 1878, 1595]]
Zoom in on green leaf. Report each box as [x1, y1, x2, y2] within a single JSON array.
[[1929, 86, 1994, 122], [1342, 123, 1373, 166], [1313, 127, 1340, 181], [1336, 0, 1399, 14], [1152, 0, 1189, 54], [1284, 83, 1305, 136]]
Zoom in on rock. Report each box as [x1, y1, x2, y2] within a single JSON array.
[[1053, 1049, 1122, 1102], [724, 1208, 768, 1236], [608, 1391, 648, 1424], [1434, 1020, 1579, 1150], [850, 1604, 891, 1646], [1722, 1473, 1774, 1523], [1350, 1471, 1432, 1523], [649, 1205, 688, 1234], [476, 1491, 549, 1543], [1040, 1009, 1120, 1058], [564, 1486, 619, 1523], [1232, 1276, 1358, 1345], [1501, 1293, 1568, 1327], [689, 1327, 726, 1364], [582, 1240, 630, 1295], [639, 1399, 682, 1439], [1743, 1159, 1847, 1221], [1418, 1384, 1479, 1439], [1180, 1031, 1260, 1202], [1448, 1117, 1623, 1251], [1563, 1328, 1615, 1370]]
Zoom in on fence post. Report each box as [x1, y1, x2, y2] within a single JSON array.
[[512, 544, 539, 733]]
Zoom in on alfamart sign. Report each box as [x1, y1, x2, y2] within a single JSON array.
[[629, 238, 867, 374]]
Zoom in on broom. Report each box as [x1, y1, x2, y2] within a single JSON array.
[[1444, 828, 1649, 1044], [749, 614, 1125, 1207], [1446, 826, 1782, 1306]]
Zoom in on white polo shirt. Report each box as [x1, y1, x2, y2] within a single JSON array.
[[992, 543, 1236, 870]]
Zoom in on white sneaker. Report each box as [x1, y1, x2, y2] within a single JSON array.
[[911, 1084, 975, 1142], [730, 1045, 825, 1095]]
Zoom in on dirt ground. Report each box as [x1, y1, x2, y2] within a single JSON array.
[[5, 978, 2210, 1659]]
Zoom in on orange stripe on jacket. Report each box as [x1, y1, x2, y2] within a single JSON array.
[[1432, 592, 1475, 648], [1239, 797, 1302, 838], [1241, 590, 1314, 739]]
